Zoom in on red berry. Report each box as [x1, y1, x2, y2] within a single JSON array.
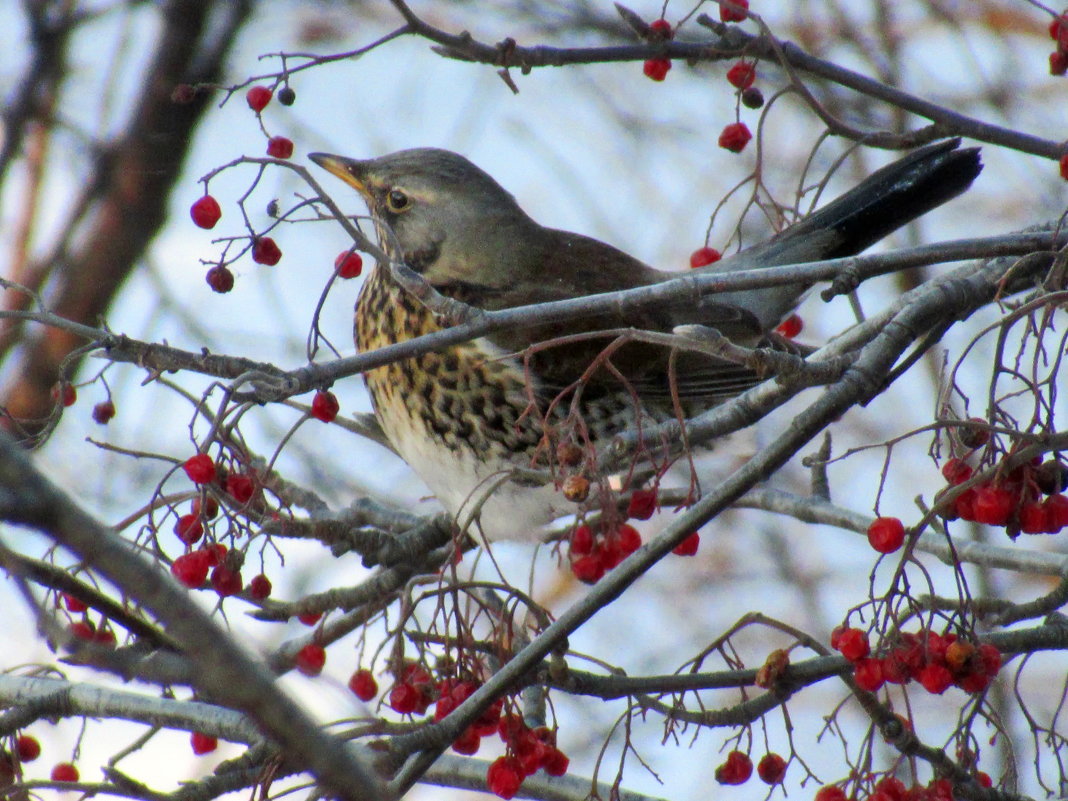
[[190, 195, 222, 229], [976, 772, 992, 788], [191, 732, 217, 755], [775, 313, 803, 338], [251, 237, 282, 266], [541, 746, 570, 777], [643, 58, 672, 81], [719, 0, 749, 23], [249, 573, 272, 600], [298, 611, 322, 626], [92, 400, 116, 424], [972, 485, 1014, 526], [62, 592, 88, 613], [1060, 154, 1068, 181], [211, 564, 242, 597], [627, 489, 657, 520], [51, 762, 79, 782], [884, 636, 924, 684], [599, 540, 624, 570], [183, 454, 216, 484], [1052, 50, 1068, 75], [69, 621, 96, 641], [1044, 493, 1068, 531], [486, 756, 523, 800], [672, 532, 700, 556], [571, 553, 605, 584], [474, 698, 503, 736], [718, 122, 752, 153], [853, 657, 885, 692], [349, 668, 378, 701], [266, 136, 294, 159], [206, 265, 235, 293], [399, 662, 431, 688], [174, 513, 204, 545], [715, 750, 753, 785], [51, 382, 76, 407], [570, 524, 594, 555], [689, 246, 722, 268], [335, 251, 364, 278], [451, 727, 481, 755], [311, 390, 340, 423], [649, 18, 672, 37], [16, 735, 41, 762], [497, 713, 526, 742], [955, 487, 978, 521], [726, 60, 756, 89], [616, 523, 642, 555], [941, 457, 972, 485], [1019, 501, 1048, 534], [226, 473, 255, 504], [171, 550, 210, 588], [830, 625, 846, 649], [815, 787, 848, 801], [757, 753, 787, 784], [978, 643, 1002, 677], [203, 542, 227, 566], [1051, 14, 1068, 47], [295, 643, 326, 676], [835, 627, 870, 662], [514, 730, 547, 777], [245, 85, 272, 112], [94, 626, 117, 647], [389, 682, 421, 714], [434, 693, 457, 722], [867, 516, 906, 554], [958, 670, 991, 693], [918, 663, 953, 695]]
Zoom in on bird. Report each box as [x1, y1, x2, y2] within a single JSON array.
[[309, 140, 981, 542]]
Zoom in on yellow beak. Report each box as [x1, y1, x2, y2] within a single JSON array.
[[308, 152, 371, 199]]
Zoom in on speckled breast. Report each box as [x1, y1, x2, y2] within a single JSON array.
[[354, 266, 546, 463]]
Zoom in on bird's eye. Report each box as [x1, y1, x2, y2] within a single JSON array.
[[386, 190, 410, 213]]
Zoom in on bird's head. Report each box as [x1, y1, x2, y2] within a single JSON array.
[[309, 147, 538, 286]]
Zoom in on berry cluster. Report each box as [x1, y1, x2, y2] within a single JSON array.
[[188, 82, 306, 291], [833, 627, 1002, 695], [58, 591, 117, 648], [712, 750, 788, 786], [817, 772, 991, 801], [485, 718, 569, 799], [378, 662, 569, 799], [941, 454, 1068, 537], [566, 515, 700, 584], [637, 9, 757, 152], [67, 618, 117, 647], [0, 742, 79, 788]]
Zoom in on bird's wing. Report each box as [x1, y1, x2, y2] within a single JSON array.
[[430, 230, 773, 406]]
